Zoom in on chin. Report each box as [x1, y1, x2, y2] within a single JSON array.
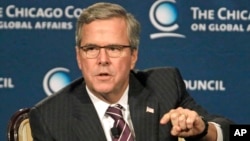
[[94, 86, 113, 94]]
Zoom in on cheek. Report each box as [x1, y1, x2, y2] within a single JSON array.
[[116, 59, 133, 76], [79, 62, 94, 83], [77, 55, 90, 72], [80, 60, 92, 73]]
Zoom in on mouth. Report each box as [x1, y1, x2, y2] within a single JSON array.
[[99, 72, 110, 76], [96, 72, 112, 80]]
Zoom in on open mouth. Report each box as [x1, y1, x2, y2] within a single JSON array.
[[96, 73, 112, 80], [99, 73, 110, 76]]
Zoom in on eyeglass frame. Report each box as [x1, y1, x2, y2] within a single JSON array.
[[78, 44, 134, 59]]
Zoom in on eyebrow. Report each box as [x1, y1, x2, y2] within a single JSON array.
[[81, 43, 127, 47]]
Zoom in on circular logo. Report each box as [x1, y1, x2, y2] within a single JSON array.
[[150, 0, 178, 32], [43, 67, 71, 96], [149, 0, 185, 38], [155, 3, 177, 26]]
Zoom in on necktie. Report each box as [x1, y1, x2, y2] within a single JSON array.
[[106, 104, 134, 141]]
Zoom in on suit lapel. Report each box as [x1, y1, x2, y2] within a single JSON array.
[[71, 81, 106, 141], [68, 72, 165, 141], [128, 73, 160, 141]]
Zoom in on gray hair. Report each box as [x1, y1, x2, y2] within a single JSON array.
[[75, 2, 140, 49]]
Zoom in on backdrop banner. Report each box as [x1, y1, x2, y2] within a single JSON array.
[[1, 0, 249, 140]]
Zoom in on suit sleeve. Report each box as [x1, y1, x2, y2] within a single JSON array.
[[172, 68, 233, 141], [29, 107, 54, 141]]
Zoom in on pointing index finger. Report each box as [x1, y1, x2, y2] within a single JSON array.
[[160, 112, 171, 124]]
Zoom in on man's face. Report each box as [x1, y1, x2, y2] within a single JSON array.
[[76, 17, 138, 102]]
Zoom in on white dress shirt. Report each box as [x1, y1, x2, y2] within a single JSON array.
[[86, 86, 135, 141], [86, 85, 223, 141]]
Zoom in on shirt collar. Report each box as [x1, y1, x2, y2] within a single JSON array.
[[86, 85, 129, 120]]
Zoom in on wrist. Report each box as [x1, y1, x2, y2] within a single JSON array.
[[185, 117, 209, 141]]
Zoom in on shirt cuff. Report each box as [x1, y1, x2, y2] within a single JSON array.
[[210, 122, 223, 141]]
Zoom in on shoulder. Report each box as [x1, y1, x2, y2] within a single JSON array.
[[131, 66, 183, 81], [129, 66, 185, 91], [34, 77, 84, 109], [129, 67, 187, 108], [134, 66, 179, 74]]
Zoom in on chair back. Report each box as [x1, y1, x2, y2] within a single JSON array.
[[7, 108, 33, 141]]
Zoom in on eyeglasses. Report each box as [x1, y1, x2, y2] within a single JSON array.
[[78, 44, 131, 59]]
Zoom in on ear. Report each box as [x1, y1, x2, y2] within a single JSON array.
[[75, 46, 82, 70], [130, 49, 138, 69]]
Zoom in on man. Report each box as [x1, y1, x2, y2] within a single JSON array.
[[29, 2, 233, 141]]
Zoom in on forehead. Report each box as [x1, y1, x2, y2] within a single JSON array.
[[82, 17, 127, 32], [81, 18, 129, 45]]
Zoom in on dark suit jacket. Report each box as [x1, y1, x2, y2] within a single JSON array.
[[29, 67, 233, 141]]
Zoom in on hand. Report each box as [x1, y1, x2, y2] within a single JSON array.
[[160, 107, 206, 137]]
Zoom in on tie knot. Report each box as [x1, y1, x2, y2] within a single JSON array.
[[106, 104, 123, 120]]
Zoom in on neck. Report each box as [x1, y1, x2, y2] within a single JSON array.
[[86, 85, 129, 104], [100, 93, 123, 104]]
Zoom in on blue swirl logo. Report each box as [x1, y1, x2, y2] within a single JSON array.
[[43, 67, 71, 96], [149, 0, 185, 39]]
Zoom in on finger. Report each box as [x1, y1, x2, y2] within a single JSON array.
[[160, 109, 180, 124], [160, 113, 171, 124], [170, 112, 180, 127], [178, 114, 187, 130], [171, 125, 182, 136], [185, 111, 198, 129]]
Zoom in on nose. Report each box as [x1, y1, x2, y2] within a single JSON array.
[[97, 48, 110, 65]]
